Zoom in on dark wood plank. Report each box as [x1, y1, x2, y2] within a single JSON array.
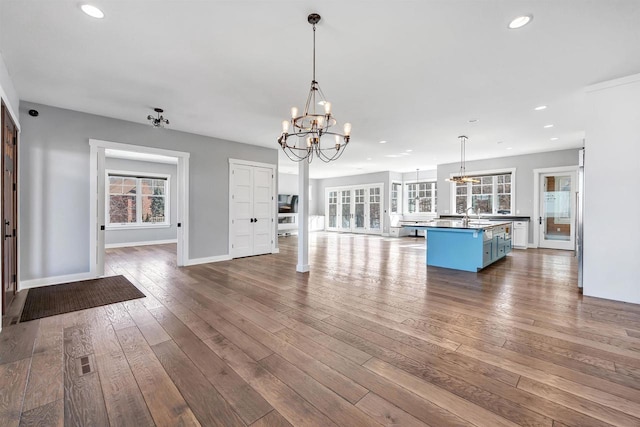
[[250, 410, 293, 427], [204, 332, 340, 427], [62, 324, 109, 427], [0, 320, 39, 365], [0, 358, 30, 427], [355, 392, 430, 427], [258, 353, 381, 427], [150, 305, 273, 425], [18, 399, 63, 427], [152, 339, 246, 427], [115, 326, 200, 426]]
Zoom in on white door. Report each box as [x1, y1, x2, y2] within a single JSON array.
[[339, 189, 352, 231], [326, 190, 339, 231], [252, 167, 273, 255], [538, 172, 576, 250], [230, 162, 275, 258], [367, 186, 382, 234], [352, 188, 366, 232]]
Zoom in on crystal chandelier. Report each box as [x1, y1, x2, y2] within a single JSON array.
[[147, 108, 169, 128], [278, 13, 351, 163], [446, 135, 479, 184]]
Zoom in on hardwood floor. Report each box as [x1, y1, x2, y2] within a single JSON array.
[[1, 232, 640, 426]]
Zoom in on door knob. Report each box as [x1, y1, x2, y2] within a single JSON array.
[[254, 218, 258, 223]]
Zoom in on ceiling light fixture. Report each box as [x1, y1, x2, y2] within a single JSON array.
[[81, 4, 104, 19], [534, 105, 547, 111], [379, 140, 387, 144], [550, 137, 559, 141], [508, 15, 532, 29], [544, 124, 554, 128], [147, 108, 169, 128], [278, 13, 351, 163], [446, 135, 479, 184]]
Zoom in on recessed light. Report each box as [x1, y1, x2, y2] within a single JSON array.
[[81, 4, 105, 19], [506, 147, 513, 150], [366, 158, 372, 161], [534, 105, 547, 111], [550, 137, 559, 141], [509, 15, 533, 29], [317, 100, 326, 106], [544, 124, 554, 128], [379, 140, 387, 144], [406, 149, 413, 152]]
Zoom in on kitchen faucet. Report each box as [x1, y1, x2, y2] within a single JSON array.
[[462, 206, 479, 226]]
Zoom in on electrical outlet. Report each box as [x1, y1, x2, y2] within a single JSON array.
[[557, 228, 561, 232]]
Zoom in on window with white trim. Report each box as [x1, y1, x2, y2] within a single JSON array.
[[107, 174, 169, 226], [454, 172, 513, 214], [406, 181, 437, 213]]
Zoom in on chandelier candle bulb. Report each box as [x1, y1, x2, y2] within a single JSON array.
[[324, 102, 332, 114], [282, 120, 290, 133], [343, 123, 352, 136], [291, 107, 298, 118]]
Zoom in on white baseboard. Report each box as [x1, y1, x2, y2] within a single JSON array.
[[105, 239, 177, 249], [19, 271, 95, 290], [272, 248, 280, 254], [185, 254, 232, 266]]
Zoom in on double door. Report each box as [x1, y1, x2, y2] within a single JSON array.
[[230, 161, 275, 258], [326, 185, 383, 234]]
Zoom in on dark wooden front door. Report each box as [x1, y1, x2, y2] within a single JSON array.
[[2, 101, 18, 315]]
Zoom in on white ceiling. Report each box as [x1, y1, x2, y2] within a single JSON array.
[[2, 1, 639, 178]]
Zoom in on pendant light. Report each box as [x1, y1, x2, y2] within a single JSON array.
[[446, 135, 479, 184]]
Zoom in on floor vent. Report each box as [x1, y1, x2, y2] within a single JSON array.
[[77, 355, 94, 376]]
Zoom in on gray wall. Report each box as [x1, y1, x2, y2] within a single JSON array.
[[316, 171, 391, 233], [19, 102, 277, 281], [104, 157, 178, 246], [437, 148, 580, 243]]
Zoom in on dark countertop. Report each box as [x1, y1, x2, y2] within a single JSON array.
[[400, 219, 512, 231], [439, 215, 531, 221]]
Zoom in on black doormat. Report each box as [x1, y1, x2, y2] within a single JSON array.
[[20, 275, 145, 322]]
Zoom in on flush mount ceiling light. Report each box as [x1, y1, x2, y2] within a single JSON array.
[[544, 124, 554, 128], [81, 4, 104, 19], [446, 135, 480, 184], [379, 140, 387, 144], [278, 13, 351, 163], [147, 108, 169, 128], [534, 105, 547, 111], [508, 14, 532, 29]]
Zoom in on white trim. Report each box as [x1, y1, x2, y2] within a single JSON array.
[[19, 272, 95, 290], [532, 165, 578, 248], [89, 139, 190, 278], [105, 239, 177, 249], [185, 254, 232, 266], [390, 180, 403, 214], [229, 158, 275, 169], [449, 167, 517, 215], [586, 73, 640, 93], [324, 183, 385, 234]]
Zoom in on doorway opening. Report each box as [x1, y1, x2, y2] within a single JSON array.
[[533, 166, 578, 250], [89, 140, 190, 277]]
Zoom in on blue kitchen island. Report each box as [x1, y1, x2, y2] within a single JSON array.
[[401, 220, 512, 272]]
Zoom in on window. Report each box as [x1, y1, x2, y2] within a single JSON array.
[[406, 181, 437, 213], [107, 174, 169, 227], [453, 172, 513, 214], [391, 182, 401, 213]]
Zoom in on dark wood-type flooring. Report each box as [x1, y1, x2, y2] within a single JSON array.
[[2, 233, 640, 426]]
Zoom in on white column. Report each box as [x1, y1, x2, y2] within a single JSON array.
[[297, 160, 310, 272]]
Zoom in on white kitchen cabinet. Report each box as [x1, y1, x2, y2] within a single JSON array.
[[513, 221, 529, 249]]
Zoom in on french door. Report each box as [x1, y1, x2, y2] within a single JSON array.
[[538, 171, 576, 250], [325, 184, 383, 234], [230, 161, 276, 258]]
